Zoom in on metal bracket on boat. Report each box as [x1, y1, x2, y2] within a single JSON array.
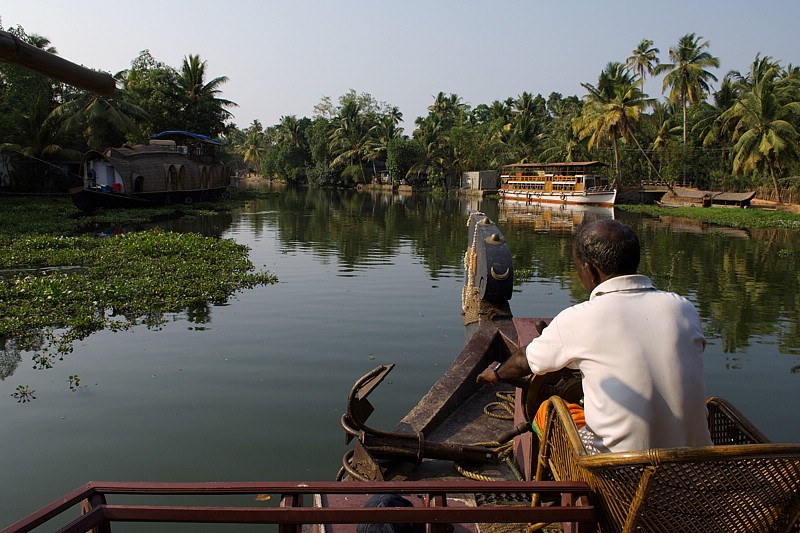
[[341, 365, 500, 475]]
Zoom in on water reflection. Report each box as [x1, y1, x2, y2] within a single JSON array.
[[233, 187, 799, 359], [627, 214, 799, 355], [0, 187, 797, 530], [499, 200, 614, 233]]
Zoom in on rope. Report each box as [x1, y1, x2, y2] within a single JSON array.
[[454, 388, 557, 532], [483, 391, 516, 420], [454, 392, 521, 481]]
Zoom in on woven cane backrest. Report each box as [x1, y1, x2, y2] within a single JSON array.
[[535, 396, 800, 533]]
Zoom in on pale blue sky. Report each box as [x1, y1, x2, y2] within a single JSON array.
[[3, 0, 798, 130]]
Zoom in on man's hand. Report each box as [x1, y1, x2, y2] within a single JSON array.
[[477, 362, 501, 384]]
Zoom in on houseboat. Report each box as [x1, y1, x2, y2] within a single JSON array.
[[499, 161, 616, 207], [70, 131, 231, 210]]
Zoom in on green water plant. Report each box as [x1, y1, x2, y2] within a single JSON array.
[[618, 204, 800, 230], [0, 231, 276, 369], [1, 194, 279, 398]]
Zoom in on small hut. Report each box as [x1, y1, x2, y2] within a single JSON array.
[[660, 188, 713, 208], [711, 191, 756, 208]]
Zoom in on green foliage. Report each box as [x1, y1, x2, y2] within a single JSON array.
[[386, 136, 423, 182], [119, 50, 184, 138], [12, 384, 35, 403], [0, 195, 277, 383], [0, 230, 277, 359], [306, 160, 341, 187], [618, 204, 800, 230], [1, 26, 236, 162]]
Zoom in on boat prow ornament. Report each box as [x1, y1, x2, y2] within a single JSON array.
[[462, 212, 513, 327]]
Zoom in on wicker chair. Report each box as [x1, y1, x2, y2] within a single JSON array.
[[533, 396, 800, 533]]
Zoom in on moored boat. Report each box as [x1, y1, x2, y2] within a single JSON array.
[[500, 162, 616, 207], [70, 131, 232, 210]]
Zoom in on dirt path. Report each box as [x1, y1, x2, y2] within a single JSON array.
[[751, 199, 800, 213]]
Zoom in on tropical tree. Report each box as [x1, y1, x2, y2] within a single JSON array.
[[428, 92, 467, 126], [176, 54, 236, 136], [539, 92, 588, 163], [118, 50, 182, 137], [718, 56, 800, 203], [574, 62, 654, 186], [276, 115, 306, 149], [0, 28, 70, 157], [329, 99, 371, 182], [692, 76, 740, 175], [654, 33, 720, 150], [410, 114, 446, 185], [47, 81, 148, 151], [386, 136, 423, 183], [241, 121, 268, 175], [626, 39, 660, 88], [365, 114, 403, 179]]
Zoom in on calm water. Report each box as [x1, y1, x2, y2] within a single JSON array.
[[1, 186, 798, 528]]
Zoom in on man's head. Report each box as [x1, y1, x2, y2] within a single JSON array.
[[573, 219, 640, 290]]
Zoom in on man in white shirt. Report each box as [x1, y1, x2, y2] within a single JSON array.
[[477, 219, 712, 453]]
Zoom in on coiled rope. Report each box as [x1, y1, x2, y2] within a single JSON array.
[[455, 391, 521, 481]]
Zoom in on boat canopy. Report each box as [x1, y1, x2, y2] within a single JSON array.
[[150, 131, 222, 145], [503, 161, 607, 170]]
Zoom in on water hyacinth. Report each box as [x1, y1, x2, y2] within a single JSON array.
[[1, 196, 278, 392]]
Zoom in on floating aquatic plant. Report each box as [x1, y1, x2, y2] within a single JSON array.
[[1, 193, 279, 399]]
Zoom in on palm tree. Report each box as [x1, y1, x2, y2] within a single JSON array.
[[646, 101, 675, 151], [241, 122, 268, 176], [277, 115, 305, 149], [47, 82, 148, 150], [176, 54, 236, 135], [23, 33, 57, 54], [514, 92, 540, 117], [329, 100, 371, 182], [410, 115, 445, 185], [692, 76, 739, 173], [427, 92, 467, 126], [386, 106, 403, 126], [654, 34, 720, 151], [574, 62, 654, 187], [365, 114, 403, 179], [626, 39, 660, 88], [719, 57, 800, 203]]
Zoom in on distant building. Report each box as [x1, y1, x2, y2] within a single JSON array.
[[462, 170, 498, 191]]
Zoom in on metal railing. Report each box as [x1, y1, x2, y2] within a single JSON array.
[[1, 480, 597, 533]]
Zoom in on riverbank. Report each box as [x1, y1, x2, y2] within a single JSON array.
[[617, 202, 800, 230]]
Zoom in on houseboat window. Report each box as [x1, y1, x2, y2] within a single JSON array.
[[168, 165, 179, 191]]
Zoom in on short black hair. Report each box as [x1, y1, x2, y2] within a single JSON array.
[[573, 219, 640, 275]]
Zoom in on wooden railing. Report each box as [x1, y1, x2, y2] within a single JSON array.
[[1, 480, 597, 533]]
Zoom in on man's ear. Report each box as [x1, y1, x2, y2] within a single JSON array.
[[585, 262, 601, 286]]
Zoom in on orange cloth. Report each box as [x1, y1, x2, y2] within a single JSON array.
[[532, 400, 585, 439]]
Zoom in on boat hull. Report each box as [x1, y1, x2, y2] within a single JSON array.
[[499, 188, 617, 207], [70, 185, 229, 210]]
